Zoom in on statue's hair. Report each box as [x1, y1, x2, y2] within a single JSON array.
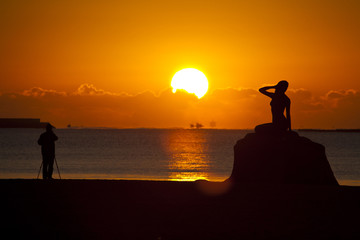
[[276, 80, 288, 92]]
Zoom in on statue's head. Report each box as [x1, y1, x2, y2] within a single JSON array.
[[276, 80, 289, 93]]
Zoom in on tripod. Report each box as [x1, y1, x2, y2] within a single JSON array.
[[37, 156, 61, 179]]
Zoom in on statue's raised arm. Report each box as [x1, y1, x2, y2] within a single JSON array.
[[259, 85, 276, 98]]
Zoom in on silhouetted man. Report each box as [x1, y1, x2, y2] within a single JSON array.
[[38, 123, 58, 179]]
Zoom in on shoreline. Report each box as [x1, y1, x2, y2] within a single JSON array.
[[2, 179, 360, 239], [2, 177, 360, 186], [2, 127, 360, 131]]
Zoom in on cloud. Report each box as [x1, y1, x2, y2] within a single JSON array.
[[73, 83, 121, 96], [287, 88, 324, 112], [22, 87, 67, 97], [324, 89, 360, 107], [290, 89, 360, 128], [326, 89, 358, 100], [1, 84, 360, 129], [210, 88, 258, 101]]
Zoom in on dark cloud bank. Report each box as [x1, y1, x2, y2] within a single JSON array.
[[1, 83, 359, 129]]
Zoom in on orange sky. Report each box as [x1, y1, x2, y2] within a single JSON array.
[[1, 0, 360, 128]]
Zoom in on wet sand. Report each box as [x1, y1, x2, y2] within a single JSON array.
[[2, 179, 360, 239]]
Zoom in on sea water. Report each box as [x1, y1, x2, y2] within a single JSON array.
[[0, 128, 359, 185]]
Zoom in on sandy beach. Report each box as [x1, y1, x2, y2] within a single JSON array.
[[2, 179, 360, 240]]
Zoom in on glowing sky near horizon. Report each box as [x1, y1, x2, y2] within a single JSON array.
[[1, 0, 360, 128]]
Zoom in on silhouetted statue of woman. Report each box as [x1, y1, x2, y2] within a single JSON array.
[[255, 80, 291, 134]]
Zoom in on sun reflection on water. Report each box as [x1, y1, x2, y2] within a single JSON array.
[[163, 130, 210, 181]]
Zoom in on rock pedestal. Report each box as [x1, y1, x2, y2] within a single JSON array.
[[227, 131, 339, 185]]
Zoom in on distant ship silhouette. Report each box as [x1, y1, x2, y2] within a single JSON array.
[[0, 118, 49, 128]]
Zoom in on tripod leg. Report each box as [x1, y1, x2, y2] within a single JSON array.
[[54, 157, 61, 180], [37, 161, 43, 179]]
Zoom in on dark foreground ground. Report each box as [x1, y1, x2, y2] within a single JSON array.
[[2, 180, 360, 240]]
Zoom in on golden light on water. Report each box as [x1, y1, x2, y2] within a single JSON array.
[[168, 152, 209, 181], [163, 130, 210, 181], [171, 68, 209, 99]]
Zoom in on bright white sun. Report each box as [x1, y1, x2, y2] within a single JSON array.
[[171, 68, 208, 98]]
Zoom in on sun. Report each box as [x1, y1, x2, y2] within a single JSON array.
[[171, 68, 209, 98]]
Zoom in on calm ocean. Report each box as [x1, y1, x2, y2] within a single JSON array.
[[0, 128, 359, 185]]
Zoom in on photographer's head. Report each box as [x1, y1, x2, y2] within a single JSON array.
[[46, 123, 55, 132]]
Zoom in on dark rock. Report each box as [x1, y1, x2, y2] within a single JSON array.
[[227, 131, 339, 185]]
